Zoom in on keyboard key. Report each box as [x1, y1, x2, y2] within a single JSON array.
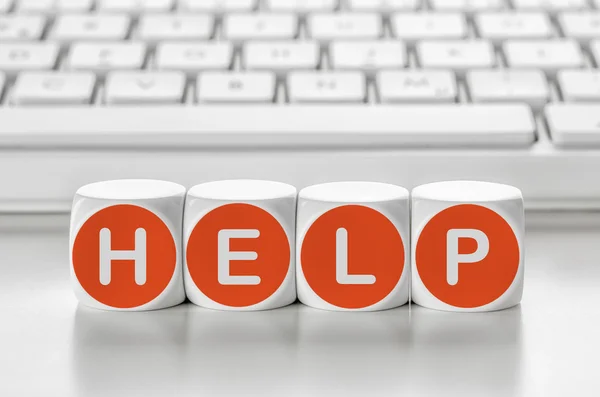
[[196, 71, 276, 103], [287, 71, 366, 103], [513, 0, 588, 12], [430, 0, 506, 12], [378, 70, 457, 103], [347, 0, 420, 11], [467, 69, 549, 110], [138, 14, 214, 42], [417, 40, 496, 75], [243, 41, 320, 73], [503, 40, 584, 77], [557, 69, 600, 102], [65, 42, 147, 73], [265, 0, 337, 12], [15, 0, 54, 12], [155, 42, 233, 74], [0, 43, 58, 75], [105, 71, 185, 104], [546, 104, 600, 146], [391, 13, 468, 43], [51, 14, 131, 42], [560, 13, 600, 46], [222, 14, 298, 41], [330, 40, 407, 72], [11, 71, 95, 105], [0, 104, 535, 147], [0, 0, 13, 13], [0, 15, 46, 41], [307, 13, 382, 41], [475, 12, 552, 44], [97, 0, 174, 14], [16, 0, 93, 13], [178, 0, 257, 12]]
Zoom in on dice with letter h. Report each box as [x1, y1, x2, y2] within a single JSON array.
[[70, 179, 524, 312], [70, 180, 187, 311]]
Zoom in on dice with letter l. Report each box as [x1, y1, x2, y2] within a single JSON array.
[[297, 181, 410, 311], [70, 179, 187, 311], [184, 180, 297, 311], [412, 181, 525, 312]]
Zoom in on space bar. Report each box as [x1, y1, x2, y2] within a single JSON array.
[[0, 104, 536, 149]]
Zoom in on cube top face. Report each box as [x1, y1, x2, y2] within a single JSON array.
[[412, 181, 524, 312], [187, 179, 297, 202], [297, 182, 410, 311], [70, 179, 186, 311], [299, 181, 409, 204], [76, 179, 186, 201], [184, 180, 297, 311], [412, 180, 523, 204]]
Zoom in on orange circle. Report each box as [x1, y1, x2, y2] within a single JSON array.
[[72, 204, 177, 309], [415, 204, 520, 308], [300, 205, 405, 309], [186, 203, 291, 308]]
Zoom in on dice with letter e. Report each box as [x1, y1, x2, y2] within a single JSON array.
[[297, 182, 410, 311], [70, 179, 187, 311], [184, 180, 297, 311], [412, 181, 525, 312]]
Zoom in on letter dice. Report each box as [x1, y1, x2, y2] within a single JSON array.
[[411, 181, 525, 312], [297, 182, 410, 311], [184, 180, 297, 311], [70, 179, 187, 311]]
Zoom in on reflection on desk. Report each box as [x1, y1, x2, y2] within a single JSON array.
[[1, 216, 600, 396]]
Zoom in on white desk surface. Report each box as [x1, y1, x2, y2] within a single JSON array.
[[1, 213, 599, 397]]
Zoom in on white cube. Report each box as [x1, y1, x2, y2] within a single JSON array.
[[297, 182, 410, 311], [70, 179, 186, 311], [184, 180, 297, 311], [411, 181, 525, 312]]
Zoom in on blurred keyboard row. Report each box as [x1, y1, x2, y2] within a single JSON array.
[[4, 12, 600, 42], [2, 0, 600, 14], [0, 39, 599, 76], [0, 68, 598, 106]]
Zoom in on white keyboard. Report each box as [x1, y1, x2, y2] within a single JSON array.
[[2, 0, 600, 211]]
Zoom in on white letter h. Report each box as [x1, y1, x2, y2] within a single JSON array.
[[99, 228, 147, 286]]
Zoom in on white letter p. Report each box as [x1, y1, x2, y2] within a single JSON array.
[[446, 229, 489, 286]]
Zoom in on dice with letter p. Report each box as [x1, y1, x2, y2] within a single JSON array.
[[184, 180, 297, 311], [411, 181, 525, 312], [297, 182, 410, 311], [70, 179, 187, 311]]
